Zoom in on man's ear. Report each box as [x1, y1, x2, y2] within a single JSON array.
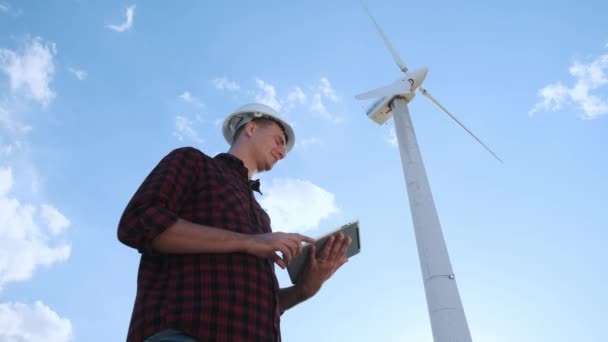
[[244, 121, 257, 138]]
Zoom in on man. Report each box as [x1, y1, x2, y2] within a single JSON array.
[[118, 103, 352, 342]]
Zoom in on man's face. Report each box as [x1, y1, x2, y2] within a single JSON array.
[[250, 121, 287, 172]]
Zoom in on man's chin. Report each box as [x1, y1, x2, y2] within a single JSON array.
[[266, 161, 277, 171], [258, 163, 273, 172]]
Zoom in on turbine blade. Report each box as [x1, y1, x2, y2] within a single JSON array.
[[419, 87, 503, 163], [361, 1, 408, 73]]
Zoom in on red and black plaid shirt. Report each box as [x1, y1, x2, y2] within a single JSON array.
[[118, 147, 281, 342]]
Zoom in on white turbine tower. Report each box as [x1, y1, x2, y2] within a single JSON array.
[[356, 5, 501, 342]]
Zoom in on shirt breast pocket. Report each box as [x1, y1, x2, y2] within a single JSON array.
[[205, 174, 257, 234]]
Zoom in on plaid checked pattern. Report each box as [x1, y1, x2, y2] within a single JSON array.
[[118, 147, 281, 342]]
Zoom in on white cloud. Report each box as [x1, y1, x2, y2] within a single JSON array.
[[67, 67, 86, 80], [309, 78, 343, 123], [0, 37, 57, 106], [173, 115, 203, 144], [0, 301, 72, 342], [298, 137, 321, 150], [0, 167, 71, 289], [259, 178, 338, 233], [0, 2, 22, 17], [0, 144, 13, 156], [284, 87, 307, 111], [213, 77, 240, 92], [310, 93, 327, 115], [386, 126, 398, 147], [318, 77, 339, 102], [310, 93, 343, 123], [212, 77, 343, 122], [255, 79, 282, 111], [530, 82, 570, 113], [107, 4, 136, 32], [0, 168, 11, 195], [40, 204, 70, 236], [179, 91, 205, 108], [0, 141, 27, 159], [530, 53, 608, 119], [0, 105, 32, 133], [0, 1, 19, 16]]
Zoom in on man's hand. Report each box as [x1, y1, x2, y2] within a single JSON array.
[[246, 232, 314, 269], [296, 232, 352, 299]]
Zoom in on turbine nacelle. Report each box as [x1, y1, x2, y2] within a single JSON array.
[[356, 67, 429, 125], [408, 67, 428, 91]]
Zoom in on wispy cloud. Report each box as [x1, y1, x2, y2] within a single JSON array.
[[310, 93, 328, 115], [67, 67, 87, 80], [212, 77, 343, 123], [318, 77, 339, 102], [255, 79, 282, 111], [40, 204, 70, 236], [107, 4, 136, 32], [0, 1, 19, 16], [259, 178, 338, 233], [0, 105, 32, 134], [298, 137, 322, 150], [0, 301, 72, 342], [173, 115, 203, 144], [213, 77, 240, 92], [309, 77, 343, 123], [179, 91, 205, 108], [310, 93, 343, 123], [530, 53, 608, 119], [0, 167, 71, 289], [284, 87, 307, 111], [0, 37, 57, 106], [0, 144, 15, 157]]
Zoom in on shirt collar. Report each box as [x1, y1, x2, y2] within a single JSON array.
[[214, 153, 263, 195]]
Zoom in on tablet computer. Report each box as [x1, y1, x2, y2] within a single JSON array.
[[286, 220, 361, 284]]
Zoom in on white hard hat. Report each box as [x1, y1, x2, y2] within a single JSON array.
[[222, 103, 295, 152]]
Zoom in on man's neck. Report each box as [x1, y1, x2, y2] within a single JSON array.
[[227, 147, 256, 180]]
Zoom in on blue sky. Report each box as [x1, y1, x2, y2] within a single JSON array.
[[1, 1, 607, 341]]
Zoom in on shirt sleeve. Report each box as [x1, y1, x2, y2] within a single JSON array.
[[117, 147, 206, 254]]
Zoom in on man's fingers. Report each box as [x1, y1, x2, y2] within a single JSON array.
[[284, 239, 298, 260], [296, 238, 303, 257], [284, 233, 311, 258], [298, 234, 315, 244], [327, 233, 345, 260], [309, 245, 317, 263], [291, 233, 312, 257], [281, 244, 293, 265], [273, 254, 286, 269], [335, 236, 351, 258], [319, 236, 334, 261]]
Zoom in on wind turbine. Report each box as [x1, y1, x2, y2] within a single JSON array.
[[356, 5, 501, 342]]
